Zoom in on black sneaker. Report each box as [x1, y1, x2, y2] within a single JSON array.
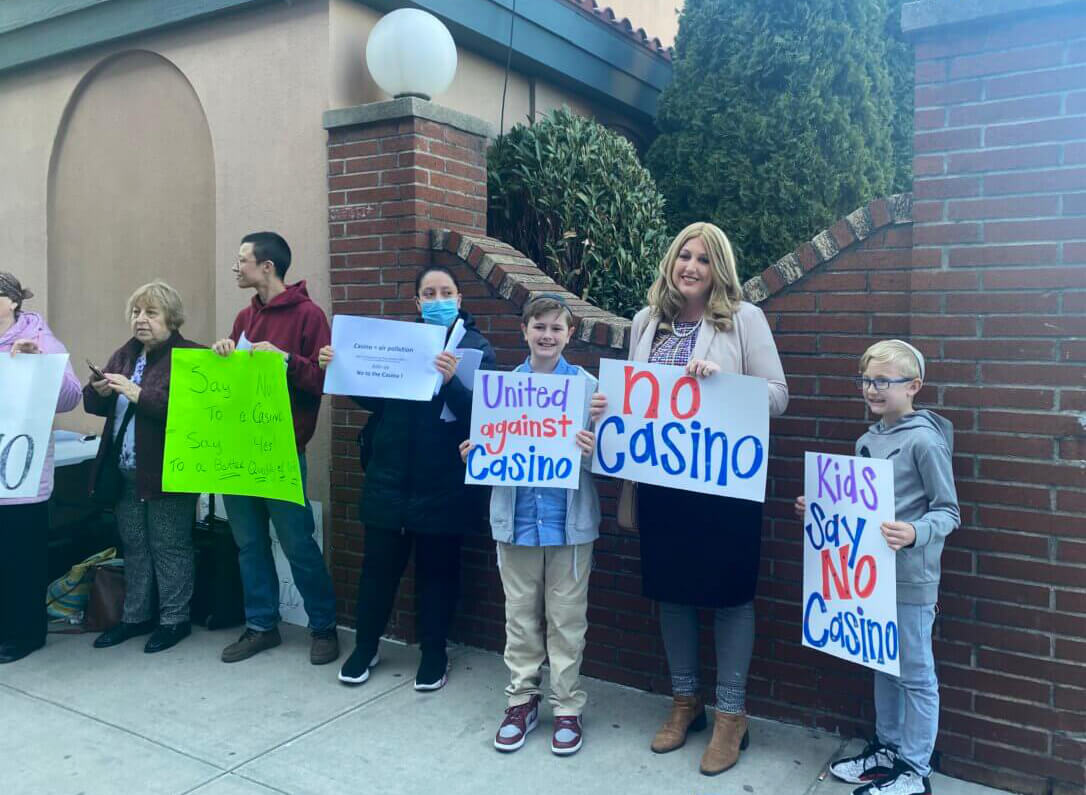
[[853, 759, 932, 795], [338, 647, 380, 685], [830, 739, 898, 783], [414, 652, 449, 691]]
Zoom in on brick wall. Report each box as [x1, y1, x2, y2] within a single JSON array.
[[324, 4, 1086, 785], [897, 6, 1086, 792]]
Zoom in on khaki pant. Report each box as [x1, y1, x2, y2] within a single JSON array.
[[499, 541, 593, 716]]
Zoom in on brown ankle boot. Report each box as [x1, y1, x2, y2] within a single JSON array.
[[699, 711, 749, 776], [650, 694, 707, 753]]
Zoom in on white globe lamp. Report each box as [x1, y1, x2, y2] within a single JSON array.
[[365, 9, 458, 101]]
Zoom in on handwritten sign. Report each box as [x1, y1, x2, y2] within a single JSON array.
[[0, 354, 68, 498], [465, 370, 586, 489], [591, 359, 769, 502], [324, 315, 444, 401], [802, 451, 899, 675], [162, 350, 304, 505]]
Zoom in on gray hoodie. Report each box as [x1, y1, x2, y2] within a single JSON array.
[[855, 410, 960, 605]]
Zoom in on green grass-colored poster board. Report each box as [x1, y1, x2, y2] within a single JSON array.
[[162, 349, 304, 505]]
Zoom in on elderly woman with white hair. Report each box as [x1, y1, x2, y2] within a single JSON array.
[[83, 281, 203, 654]]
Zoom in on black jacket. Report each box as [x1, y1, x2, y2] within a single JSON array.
[[355, 310, 496, 535]]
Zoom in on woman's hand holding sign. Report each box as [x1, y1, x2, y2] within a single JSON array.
[[575, 429, 595, 458], [434, 351, 459, 385], [318, 345, 334, 370], [589, 392, 608, 424], [685, 358, 720, 378], [9, 338, 40, 355]]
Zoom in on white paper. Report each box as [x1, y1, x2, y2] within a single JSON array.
[[591, 358, 769, 503], [324, 315, 445, 401], [465, 370, 587, 490], [433, 318, 467, 396], [440, 348, 484, 422], [272, 500, 323, 627], [0, 354, 68, 498], [801, 452, 899, 676], [237, 332, 253, 351]]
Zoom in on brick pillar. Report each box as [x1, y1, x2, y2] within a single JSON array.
[[322, 99, 493, 636], [903, 3, 1086, 793]]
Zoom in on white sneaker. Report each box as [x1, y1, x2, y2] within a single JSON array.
[[830, 740, 898, 783], [854, 762, 931, 795], [337, 651, 380, 685]]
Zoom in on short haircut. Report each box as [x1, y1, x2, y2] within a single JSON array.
[[242, 231, 291, 279], [860, 339, 924, 381], [126, 280, 185, 331], [521, 293, 573, 326], [414, 265, 460, 295]]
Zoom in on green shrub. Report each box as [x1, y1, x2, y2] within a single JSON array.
[[487, 108, 670, 318], [646, 0, 911, 280]]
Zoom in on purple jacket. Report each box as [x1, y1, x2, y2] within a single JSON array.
[[0, 312, 82, 504]]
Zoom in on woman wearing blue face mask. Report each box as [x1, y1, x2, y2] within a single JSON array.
[[319, 265, 495, 691]]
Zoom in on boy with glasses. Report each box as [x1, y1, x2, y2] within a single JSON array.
[[796, 339, 960, 795]]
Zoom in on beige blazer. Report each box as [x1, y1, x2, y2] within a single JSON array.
[[628, 302, 789, 417]]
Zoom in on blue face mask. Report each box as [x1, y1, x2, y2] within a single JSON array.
[[420, 297, 459, 327]]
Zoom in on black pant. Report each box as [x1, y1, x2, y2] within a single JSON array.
[[354, 526, 462, 659], [0, 502, 49, 649]]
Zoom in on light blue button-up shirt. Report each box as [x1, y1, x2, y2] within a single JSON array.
[[511, 355, 576, 546]]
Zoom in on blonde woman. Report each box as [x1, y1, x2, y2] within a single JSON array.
[[83, 282, 203, 654], [590, 223, 788, 776]]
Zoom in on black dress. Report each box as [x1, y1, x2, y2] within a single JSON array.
[[636, 320, 763, 607], [638, 484, 762, 607]]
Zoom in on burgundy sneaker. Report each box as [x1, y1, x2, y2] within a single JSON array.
[[551, 715, 583, 756], [494, 695, 541, 752]]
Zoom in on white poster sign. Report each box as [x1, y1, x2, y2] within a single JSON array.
[[591, 359, 769, 503], [0, 354, 68, 498], [465, 370, 586, 490], [324, 315, 444, 401], [802, 452, 900, 676]]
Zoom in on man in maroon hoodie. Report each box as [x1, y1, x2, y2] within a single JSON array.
[[212, 231, 339, 665]]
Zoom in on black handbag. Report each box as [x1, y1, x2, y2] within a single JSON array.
[[91, 403, 135, 506]]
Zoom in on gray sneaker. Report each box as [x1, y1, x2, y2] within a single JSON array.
[[221, 627, 281, 663], [310, 628, 340, 665]]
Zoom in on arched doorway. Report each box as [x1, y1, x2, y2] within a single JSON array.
[[48, 50, 215, 432]]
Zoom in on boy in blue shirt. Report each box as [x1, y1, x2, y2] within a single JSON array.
[[797, 339, 959, 795], [461, 294, 599, 756]]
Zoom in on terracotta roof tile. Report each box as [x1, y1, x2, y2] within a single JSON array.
[[557, 0, 673, 60]]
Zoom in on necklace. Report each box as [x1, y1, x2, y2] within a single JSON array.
[[670, 320, 699, 339]]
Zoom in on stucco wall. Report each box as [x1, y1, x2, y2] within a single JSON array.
[[600, 0, 682, 49], [0, 0, 334, 510]]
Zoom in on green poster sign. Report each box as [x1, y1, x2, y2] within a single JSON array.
[[162, 350, 304, 505]]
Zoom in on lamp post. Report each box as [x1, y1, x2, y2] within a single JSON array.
[[365, 8, 458, 101]]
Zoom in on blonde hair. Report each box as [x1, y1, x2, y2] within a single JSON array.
[[125, 281, 185, 330], [860, 339, 925, 381], [646, 222, 743, 331]]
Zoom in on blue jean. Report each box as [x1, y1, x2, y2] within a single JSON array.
[[874, 602, 939, 777], [223, 455, 336, 632]]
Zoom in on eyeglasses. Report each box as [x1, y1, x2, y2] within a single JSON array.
[[856, 376, 914, 392]]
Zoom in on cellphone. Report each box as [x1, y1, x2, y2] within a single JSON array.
[[86, 358, 106, 380]]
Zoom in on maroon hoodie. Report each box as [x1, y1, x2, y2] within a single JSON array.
[[229, 280, 330, 452]]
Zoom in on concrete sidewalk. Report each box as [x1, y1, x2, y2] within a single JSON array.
[[2, 624, 1011, 795]]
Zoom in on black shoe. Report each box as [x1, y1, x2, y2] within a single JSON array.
[[144, 622, 191, 654], [94, 620, 156, 648], [0, 640, 44, 664], [415, 651, 449, 691]]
